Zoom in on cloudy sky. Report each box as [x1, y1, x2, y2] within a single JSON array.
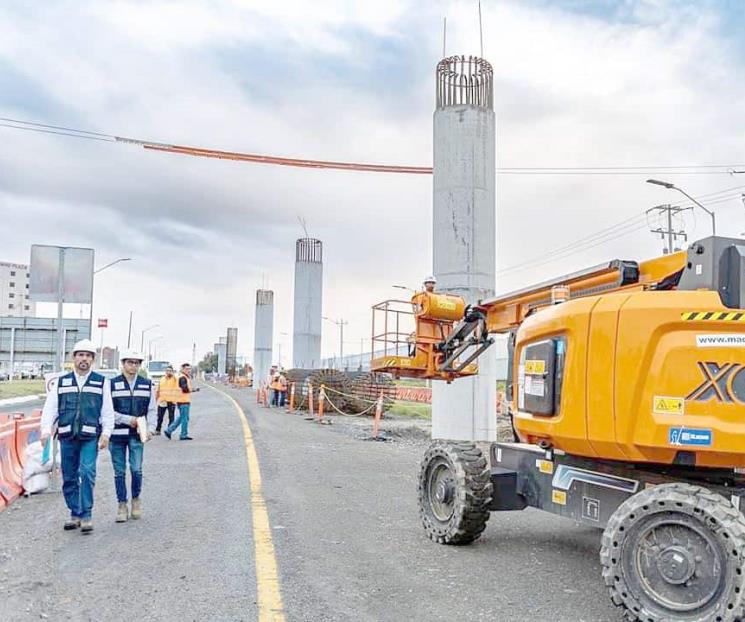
[[1, 0, 744, 366]]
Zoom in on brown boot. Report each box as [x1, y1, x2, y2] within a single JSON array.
[[131, 497, 142, 519], [116, 502, 129, 523]]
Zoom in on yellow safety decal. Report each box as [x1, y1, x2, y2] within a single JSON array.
[[536, 459, 554, 475], [525, 360, 546, 375], [653, 396, 685, 416], [552, 490, 567, 506], [435, 298, 457, 311], [682, 311, 745, 322]]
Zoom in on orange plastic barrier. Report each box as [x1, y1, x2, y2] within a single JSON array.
[[395, 387, 432, 403], [15, 412, 42, 469], [0, 419, 23, 507]]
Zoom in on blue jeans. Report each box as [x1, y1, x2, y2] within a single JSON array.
[[60, 437, 99, 520], [108, 437, 144, 503], [167, 403, 190, 438]]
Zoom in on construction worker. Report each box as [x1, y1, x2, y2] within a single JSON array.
[[164, 363, 199, 440], [40, 339, 115, 534], [109, 350, 156, 522], [270, 371, 283, 407], [155, 365, 179, 434], [278, 370, 288, 407], [423, 275, 437, 293]]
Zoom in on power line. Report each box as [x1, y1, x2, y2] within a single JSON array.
[[2, 116, 744, 176]]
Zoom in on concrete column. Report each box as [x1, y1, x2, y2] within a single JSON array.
[[217, 337, 227, 376], [292, 239, 322, 369], [254, 289, 274, 386], [226, 327, 238, 376], [431, 56, 497, 442]]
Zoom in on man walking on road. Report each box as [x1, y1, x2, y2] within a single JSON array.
[[164, 363, 199, 441], [110, 350, 156, 522], [155, 365, 178, 434], [40, 339, 114, 534]]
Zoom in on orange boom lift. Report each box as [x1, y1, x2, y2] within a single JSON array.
[[373, 236, 745, 622]]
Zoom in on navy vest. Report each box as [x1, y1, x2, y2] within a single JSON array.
[[110, 375, 152, 443], [56, 372, 105, 440]]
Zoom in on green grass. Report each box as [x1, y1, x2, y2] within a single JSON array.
[[388, 401, 431, 420], [394, 378, 429, 387], [0, 379, 45, 400]]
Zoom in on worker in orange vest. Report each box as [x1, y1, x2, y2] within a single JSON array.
[[270, 372, 283, 408], [155, 365, 179, 434]]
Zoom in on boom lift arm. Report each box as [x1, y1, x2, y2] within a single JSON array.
[[372, 248, 687, 381]]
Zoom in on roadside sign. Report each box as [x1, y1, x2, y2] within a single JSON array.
[[98, 319, 108, 328]]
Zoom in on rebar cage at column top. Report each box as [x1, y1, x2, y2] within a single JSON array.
[[436, 55, 493, 110]]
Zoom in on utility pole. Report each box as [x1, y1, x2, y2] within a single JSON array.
[[127, 311, 133, 348], [647, 204, 690, 254]]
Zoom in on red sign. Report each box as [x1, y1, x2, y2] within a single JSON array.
[[97, 319, 108, 328]]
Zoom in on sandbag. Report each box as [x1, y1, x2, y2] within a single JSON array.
[[22, 440, 56, 494]]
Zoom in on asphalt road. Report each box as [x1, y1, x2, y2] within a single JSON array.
[[1, 385, 624, 621]]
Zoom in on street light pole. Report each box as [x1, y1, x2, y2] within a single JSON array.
[[89, 257, 131, 351], [323, 317, 348, 369], [646, 179, 716, 236], [140, 324, 159, 352]]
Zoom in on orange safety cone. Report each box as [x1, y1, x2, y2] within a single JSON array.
[[371, 392, 384, 440], [317, 385, 326, 423], [307, 383, 314, 419]]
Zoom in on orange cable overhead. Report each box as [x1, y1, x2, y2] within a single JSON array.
[[115, 137, 433, 174]]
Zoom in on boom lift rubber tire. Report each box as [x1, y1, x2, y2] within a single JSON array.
[[417, 441, 492, 545], [600, 482, 745, 622]]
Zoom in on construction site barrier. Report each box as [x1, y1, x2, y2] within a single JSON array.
[[0, 410, 44, 511], [395, 387, 432, 403], [395, 386, 507, 414], [15, 411, 42, 469], [0, 417, 23, 508]]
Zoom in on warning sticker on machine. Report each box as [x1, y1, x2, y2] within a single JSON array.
[[669, 427, 713, 446], [696, 334, 745, 348], [653, 396, 685, 416], [525, 376, 545, 397], [525, 360, 546, 375], [552, 490, 567, 505]]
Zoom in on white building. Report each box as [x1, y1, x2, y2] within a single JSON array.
[[0, 261, 35, 317]]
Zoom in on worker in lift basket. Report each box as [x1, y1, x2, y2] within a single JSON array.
[[109, 350, 157, 523], [408, 276, 437, 356], [40, 339, 115, 534]]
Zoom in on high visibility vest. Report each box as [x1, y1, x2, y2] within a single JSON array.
[[56, 371, 105, 440], [157, 375, 180, 403], [110, 375, 152, 443], [270, 377, 282, 391], [177, 373, 192, 403]]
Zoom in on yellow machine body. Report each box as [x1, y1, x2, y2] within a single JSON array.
[[513, 290, 745, 468]]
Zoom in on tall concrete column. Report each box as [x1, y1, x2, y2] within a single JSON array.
[[432, 55, 497, 442], [292, 239, 322, 369], [217, 336, 227, 376], [254, 289, 274, 387]]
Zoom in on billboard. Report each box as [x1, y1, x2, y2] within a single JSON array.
[[29, 245, 94, 304]]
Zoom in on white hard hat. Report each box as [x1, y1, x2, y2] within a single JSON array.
[[72, 339, 97, 355], [423, 275, 437, 284], [120, 349, 144, 362]]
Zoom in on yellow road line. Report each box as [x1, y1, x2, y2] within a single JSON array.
[[204, 384, 285, 621]]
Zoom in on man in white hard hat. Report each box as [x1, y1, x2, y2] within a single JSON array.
[[40, 339, 115, 534], [423, 275, 437, 294], [109, 350, 157, 522]]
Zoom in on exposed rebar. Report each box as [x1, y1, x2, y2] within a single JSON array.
[[436, 55, 493, 110]]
